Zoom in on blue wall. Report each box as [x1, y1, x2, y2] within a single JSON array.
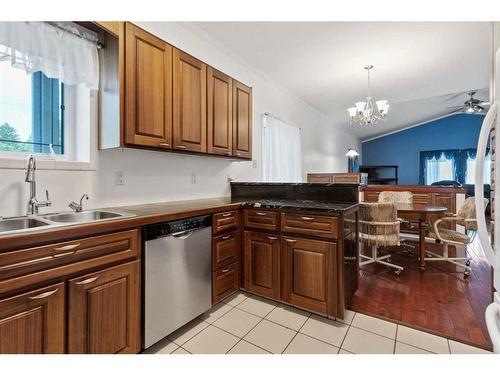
[[361, 114, 484, 185]]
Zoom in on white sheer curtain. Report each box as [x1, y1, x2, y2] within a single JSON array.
[[262, 113, 302, 182], [0, 22, 99, 89], [425, 152, 455, 184]]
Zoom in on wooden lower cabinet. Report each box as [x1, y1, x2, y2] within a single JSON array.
[[281, 236, 337, 315], [213, 262, 240, 304], [0, 282, 65, 354], [243, 231, 280, 299], [68, 260, 141, 354]]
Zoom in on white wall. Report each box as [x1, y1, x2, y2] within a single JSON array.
[[0, 22, 359, 217]]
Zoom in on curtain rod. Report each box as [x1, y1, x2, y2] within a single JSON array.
[[263, 112, 301, 130], [46, 22, 104, 49]]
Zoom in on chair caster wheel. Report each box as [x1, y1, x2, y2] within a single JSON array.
[[387, 257, 392, 263], [394, 269, 402, 276], [464, 270, 470, 277], [465, 260, 471, 266]]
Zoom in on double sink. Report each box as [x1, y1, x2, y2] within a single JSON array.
[[0, 210, 135, 235]]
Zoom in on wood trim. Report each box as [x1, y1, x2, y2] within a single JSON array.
[[361, 185, 467, 194], [94, 22, 120, 37]]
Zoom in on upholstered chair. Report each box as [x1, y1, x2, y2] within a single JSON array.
[[358, 202, 404, 275], [425, 197, 488, 276]]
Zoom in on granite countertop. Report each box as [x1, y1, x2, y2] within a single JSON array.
[[232, 198, 357, 213]]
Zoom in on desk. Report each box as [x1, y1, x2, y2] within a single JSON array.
[[395, 203, 448, 271]]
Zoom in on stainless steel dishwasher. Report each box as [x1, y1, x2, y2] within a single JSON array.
[[143, 215, 212, 349]]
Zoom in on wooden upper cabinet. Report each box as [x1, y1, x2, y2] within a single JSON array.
[[281, 237, 336, 315], [207, 67, 233, 156], [67, 261, 141, 354], [125, 22, 173, 149], [243, 231, 280, 299], [0, 282, 65, 354], [173, 49, 207, 152], [232, 80, 252, 159]]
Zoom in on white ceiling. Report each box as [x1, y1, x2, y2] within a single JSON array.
[[189, 22, 491, 139]]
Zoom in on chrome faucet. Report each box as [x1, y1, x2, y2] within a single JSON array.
[[69, 194, 89, 212], [25, 155, 51, 215]]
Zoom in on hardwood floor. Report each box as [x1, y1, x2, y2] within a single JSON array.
[[352, 236, 494, 350]]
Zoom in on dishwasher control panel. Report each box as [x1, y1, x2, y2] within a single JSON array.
[[143, 215, 212, 241]]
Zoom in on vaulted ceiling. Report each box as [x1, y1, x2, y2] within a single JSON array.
[[188, 22, 491, 139]]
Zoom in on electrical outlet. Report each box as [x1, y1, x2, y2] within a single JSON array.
[[252, 159, 258, 168], [191, 172, 197, 184], [115, 171, 125, 185]]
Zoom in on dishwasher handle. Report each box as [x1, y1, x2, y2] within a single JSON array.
[[171, 229, 199, 240]]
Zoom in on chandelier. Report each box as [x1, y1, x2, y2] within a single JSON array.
[[348, 65, 389, 125]]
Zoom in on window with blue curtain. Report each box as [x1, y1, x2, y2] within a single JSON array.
[[419, 148, 490, 185]]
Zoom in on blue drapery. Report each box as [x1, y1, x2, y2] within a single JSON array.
[[419, 148, 490, 185]]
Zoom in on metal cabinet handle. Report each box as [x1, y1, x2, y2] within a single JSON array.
[[158, 143, 171, 147], [301, 216, 314, 221], [267, 236, 278, 240], [285, 238, 297, 243], [53, 243, 80, 251], [176, 145, 187, 149], [255, 212, 267, 216], [221, 268, 231, 273], [221, 235, 231, 240], [222, 213, 232, 217], [29, 288, 59, 300], [75, 276, 100, 285]]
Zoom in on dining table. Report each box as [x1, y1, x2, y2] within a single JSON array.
[[394, 203, 448, 271]]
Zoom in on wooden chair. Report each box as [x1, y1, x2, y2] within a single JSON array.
[[425, 197, 488, 277], [359, 202, 404, 275]]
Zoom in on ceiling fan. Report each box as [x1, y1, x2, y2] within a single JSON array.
[[447, 91, 490, 115]]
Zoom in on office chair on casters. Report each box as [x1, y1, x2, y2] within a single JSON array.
[[358, 202, 404, 276], [425, 197, 488, 277]]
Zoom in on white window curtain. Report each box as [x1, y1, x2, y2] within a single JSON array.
[[0, 22, 99, 89], [425, 152, 455, 185], [262, 113, 302, 182]]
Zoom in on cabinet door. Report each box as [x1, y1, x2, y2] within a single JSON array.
[[125, 23, 173, 149], [173, 48, 207, 152], [232, 80, 252, 159], [0, 282, 65, 354], [207, 67, 233, 156], [281, 236, 336, 315], [243, 231, 280, 299], [68, 261, 141, 354]]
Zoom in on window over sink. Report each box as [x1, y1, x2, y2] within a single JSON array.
[[0, 21, 99, 167]]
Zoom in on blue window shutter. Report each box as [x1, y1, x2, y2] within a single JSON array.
[[31, 72, 63, 154]]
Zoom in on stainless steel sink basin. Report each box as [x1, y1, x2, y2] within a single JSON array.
[[41, 210, 126, 223], [0, 218, 49, 233]]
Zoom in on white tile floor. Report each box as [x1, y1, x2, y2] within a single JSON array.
[[143, 292, 493, 355]]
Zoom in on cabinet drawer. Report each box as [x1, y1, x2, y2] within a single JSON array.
[[307, 174, 332, 183], [244, 209, 279, 231], [0, 230, 139, 281], [213, 210, 239, 234], [413, 193, 432, 205], [281, 213, 339, 239], [213, 261, 240, 304], [213, 231, 240, 270]]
